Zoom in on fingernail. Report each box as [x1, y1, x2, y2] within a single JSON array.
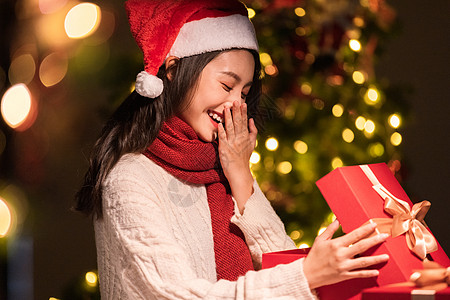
[[410, 272, 421, 281], [378, 233, 389, 241], [381, 254, 389, 260], [369, 219, 377, 228]]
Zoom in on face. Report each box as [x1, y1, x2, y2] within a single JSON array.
[[178, 50, 255, 142]]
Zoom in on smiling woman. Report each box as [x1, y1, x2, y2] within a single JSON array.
[[74, 0, 390, 299]]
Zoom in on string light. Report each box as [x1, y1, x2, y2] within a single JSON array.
[[247, 8, 256, 19], [294, 140, 308, 154], [390, 132, 402, 146], [301, 83, 312, 95], [388, 114, 401, 128], [298, 243, 309, 249], [265, 137, 279, 151], [289, 230, 303, 240], [342, 128, 355, 143], [349, 39, 361, 52], [0, 197, 12, 238], [365, 87, 379, 105], [317, 227, 327, 236], [39, 52, 68, 87], [65, 3, 101, 39], [8, 54, 36, 85], [259, 53, 273, 67], [364, 119, 376, 134], [1, 84, 32, 129], [368, 143, 385, 157], [332, 104, 344, 117]]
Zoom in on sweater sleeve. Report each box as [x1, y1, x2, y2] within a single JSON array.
[[231, 179, 298, 268], [97, 155, 316, 300]]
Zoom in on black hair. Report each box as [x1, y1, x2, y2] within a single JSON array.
[[74, 49, 262, 219]]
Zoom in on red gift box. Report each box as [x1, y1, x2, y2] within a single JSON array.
[[361, 285, 450, 300], [262, 163, 449, 300]]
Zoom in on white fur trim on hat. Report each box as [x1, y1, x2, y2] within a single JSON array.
[[135, 71, 164, 98], [169, 14, 259, 58]]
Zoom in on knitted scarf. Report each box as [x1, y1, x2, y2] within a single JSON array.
[[144, 116, 254, 281]]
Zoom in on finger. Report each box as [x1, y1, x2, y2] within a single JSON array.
[[224, 106, 235, 139], [344, 254, 389, 272], [336, 222, 377, 247], [218, 122, 227, 142], [341, 269, 380, 280], [345, 233, 389, 257], [232, 101, 243, 133], [316, 219, 340, 241]]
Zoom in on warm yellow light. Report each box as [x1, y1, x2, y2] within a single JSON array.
[[301, 83, 312, 95], [365, 88, 379, 105], [342, 128, 355, 143], [391, 132, 402, 146], [355, 116, 366, 130], [39, 52, 68, 87], [49, 298, 61, 300], [289, 230, 303, 240], [349, 39, 361, 52], [264, 64, 278, 76], [317, 227, 327, 236], [247, 8, 256, 19], [39, 0, 67, 14], [0, 198, 12, 238], [8, 54, 36, 85], [352, 71, 366, 84], [298, 243, 310, 249], [1, 84, 32, 129], [364, 120, 376, 134], [277, 161, 293, 174], [295, 27, 306, 36], [250, 151, 261, 164], [65, 3, 101, 39], [294, 140, 308, 154], [295, 7, 306, 17], [369, 143, 385, 157], [389, 114, 401, 128], [331, 157, 343, 169], [85, 271, 98, 287], [265, 137, 279, 151], [326, 212, 337, 223], [353, 16, 365, 27], [259, 53, 273, 67], [332, 104, 344, 117]]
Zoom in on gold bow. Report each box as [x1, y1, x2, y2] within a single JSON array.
[[409, 259, 450, 291], [360, 165, 438, 260]]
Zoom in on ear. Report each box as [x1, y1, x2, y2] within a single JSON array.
[[165, 56, 179, 81]]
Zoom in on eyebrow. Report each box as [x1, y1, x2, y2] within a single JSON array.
[[220, 71, 253, 87]]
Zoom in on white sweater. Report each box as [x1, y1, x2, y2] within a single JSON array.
[[95, 153, 316, 299]]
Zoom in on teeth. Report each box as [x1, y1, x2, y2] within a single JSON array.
[[208, 111, 223, 123]]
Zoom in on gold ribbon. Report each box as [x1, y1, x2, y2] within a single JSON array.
[[360, 165, 438, 260], [409, 259, 450, 291]]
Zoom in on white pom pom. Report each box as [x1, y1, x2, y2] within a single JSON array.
[[135, 71, 164, 99]]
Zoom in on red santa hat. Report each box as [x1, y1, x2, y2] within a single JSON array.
[[125, 0, 259, 99]]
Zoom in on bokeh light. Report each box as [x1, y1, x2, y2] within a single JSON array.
[[391, 132, 402, 146], [368, 142, 385, 157], [294, 140, 308, 154], [39, 0, 68, 14], [364, 119, 376, 134], [301, 83, 312, 95], [349, 39, 361, 52], [64, 3, 101, 39], [331, 157, 343, 169], [259, 53, 273, 67], [250, 151, 261, 164], [355, 116, 366, 130], [247, 8, 256, 19], [317, 227, 327, 236], [39, 52, 68, 87], [85, 271, 98, 287], [295, 7, 306, 17], [332, 104, 344, 117], [277, 161, 292, 174], [342, 128, 355, 143], [352, 70, 366, 84], [265, 137, 279, 151], [388, 114, 401, 128], [0, 197, 12, 237], [1, 84, 33, 129], [365, 87, 379, 105], [8, 54, 36, 85]]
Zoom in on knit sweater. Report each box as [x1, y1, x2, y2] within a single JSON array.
[[94, 153, 316, 299]]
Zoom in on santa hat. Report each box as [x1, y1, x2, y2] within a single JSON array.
[[125, 0, 259, 99]]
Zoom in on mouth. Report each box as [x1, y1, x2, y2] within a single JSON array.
[[207, 110, 224, 124]]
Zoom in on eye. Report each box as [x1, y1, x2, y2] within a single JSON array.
[[222, 83, 232, 92], [241, 92, 248, 100]]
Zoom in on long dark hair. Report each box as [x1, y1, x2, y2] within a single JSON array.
[[74, 49, 262, 219]]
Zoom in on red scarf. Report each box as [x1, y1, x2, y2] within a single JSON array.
[[144, 116, 254, 281]]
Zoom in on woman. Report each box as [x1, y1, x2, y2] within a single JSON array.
[[75, 0, 389, 298]]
